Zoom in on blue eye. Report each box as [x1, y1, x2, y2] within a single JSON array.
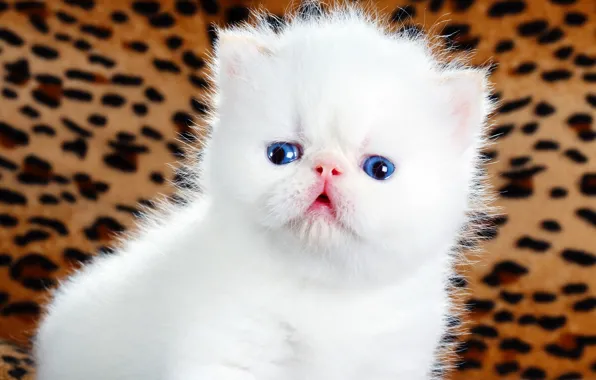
[[362, 156, 395, 180], [267, 142, 302, 165]]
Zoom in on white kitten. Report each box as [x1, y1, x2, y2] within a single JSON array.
[[34, 5, 493, 380]]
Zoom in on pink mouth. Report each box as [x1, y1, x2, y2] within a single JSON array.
[[306, 191, 336, 219]]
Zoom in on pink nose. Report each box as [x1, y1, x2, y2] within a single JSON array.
[[314, 163, 342, 177]]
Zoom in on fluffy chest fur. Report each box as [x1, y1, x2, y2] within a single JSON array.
[[156, 211, 449, 380], [279, 269, 448, 380]]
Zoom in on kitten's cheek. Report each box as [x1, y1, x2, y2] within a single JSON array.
[[331, 186, 356, 212], [350, 198, 388, 235]]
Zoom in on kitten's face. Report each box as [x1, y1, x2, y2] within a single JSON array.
[[207, 24, 487, 266]]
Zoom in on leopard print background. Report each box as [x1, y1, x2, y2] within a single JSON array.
[[0, 0, 594, 379]]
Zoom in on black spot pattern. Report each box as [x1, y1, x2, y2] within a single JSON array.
[[501, 290, 524, 304], [535, 101, 556, 116], [577, 208, 596, 227], [488, 0, 526, 17], [132, 1, 160, 15], [518, 20, 548, 36], [580, 173, 596, 195], [483, 261, 529, 287], [561, 249, 596, 266], [10, 254, 58, 290], [537, 315, 567, 331], [83, 217, 125, 241], [149, 13, 175, 28], [562, 283, 588, 295], [80, 24, 112, 39], [498, 96, 532, 114], [0, 28, 25, 46], [517, 236, 551, 252], [555, 46, 574, 59]]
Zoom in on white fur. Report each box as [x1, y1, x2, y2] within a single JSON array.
[[34, 5, 493, 380]]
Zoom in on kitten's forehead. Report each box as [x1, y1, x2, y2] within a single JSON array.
[[281, 46, 434, 149], [222, 14, 444, 152]]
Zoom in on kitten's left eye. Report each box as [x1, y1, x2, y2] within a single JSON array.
[[267, 142, 302, 165], [362, 156, 395, 180]]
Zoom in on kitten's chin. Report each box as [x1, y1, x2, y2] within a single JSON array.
[[285, 209, 358, 249]]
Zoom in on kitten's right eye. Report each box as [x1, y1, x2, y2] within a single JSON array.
[[267, 142, 302, 165], [362, 156, 395, 180]]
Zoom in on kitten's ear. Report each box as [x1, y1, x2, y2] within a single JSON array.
[[216, 31, 273, 78], [440, 69, 490, 151]]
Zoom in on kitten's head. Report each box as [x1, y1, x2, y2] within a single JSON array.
[[203, 8, 492, 273]]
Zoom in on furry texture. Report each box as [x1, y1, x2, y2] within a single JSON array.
[[33, 5, 493, 380]]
